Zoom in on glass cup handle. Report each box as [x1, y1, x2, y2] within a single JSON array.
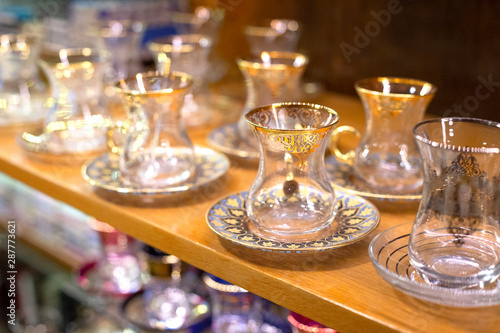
[[107, 120, 130, 155], [329, 125, 361, 166]]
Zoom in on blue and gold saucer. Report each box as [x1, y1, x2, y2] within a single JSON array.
[[206, 190, 380, 253], [82, 147, 229, 197]]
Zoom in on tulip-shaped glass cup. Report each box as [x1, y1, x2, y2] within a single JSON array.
[[409, 117, 500, 289]]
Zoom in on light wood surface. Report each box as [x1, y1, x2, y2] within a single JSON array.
[[1, 92, 499, 333]]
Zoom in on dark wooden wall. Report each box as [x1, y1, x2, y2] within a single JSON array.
[[213, 0, 500, 122]]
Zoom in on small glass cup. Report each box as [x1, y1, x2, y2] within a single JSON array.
[[0, 33, 48, 127], [39, 47, 112, 153], [244, 19, 302, 56], [112, 72, 195, 187], [245, 102, 339, 242], [148, 34, 213, 127], [170, 6, 227, 83], [409, 117, 500, 289], [330, 77, 437, 194], [89, 19, 146, 105], [237, 51, 308, 148]]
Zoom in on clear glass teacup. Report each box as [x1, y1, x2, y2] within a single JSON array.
[[409, 117, 500, 289], [0, 33, 48, 128], [330, 77, 437, 195], [112, 72, 196, 188], [245, 102, 339, 242]]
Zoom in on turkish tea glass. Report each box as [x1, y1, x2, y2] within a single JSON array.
[[0, 33, 48, 127], [409, 117, 500, 289], [90, 19, 146, 105], [148, 34, 213, 127], [170, 6, 226, 83], [331, 77, 437, 194], [245, 103, 339, 242], [237, 51, 308, 149], [39, 48, 112, 153], [113, 72, 195, 187]]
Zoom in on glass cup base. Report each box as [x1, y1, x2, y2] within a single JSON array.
[[245, 216, 336, 243], [410, 269, 500, 291]]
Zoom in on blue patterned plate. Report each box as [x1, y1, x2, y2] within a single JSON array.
[[207, 123, 259, 161], [206, 190, 380, 253], [82, 147, 229, 196], [325, 156, 422, 202]]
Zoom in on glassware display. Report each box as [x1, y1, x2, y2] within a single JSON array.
[[79, 219, 144, 295], [112, 72, 195, 187], [244, 102, 339, 242], [38, 47, 112, 153], [148, 34, 214, 127], [0, 33, 48, 127], [409, 117, 500, 289], [330, 77, 437, 195], [237, 51, 308, 149], [244, 19, 302, 56], [204, 273, 262, 333]]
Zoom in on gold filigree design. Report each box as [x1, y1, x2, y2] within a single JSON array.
[[368, 95, 411, 117], [429, 152, 487, 245], [268, 131, 327, 164], [248, 105, 332, 129], [447, 152, 484, 177]]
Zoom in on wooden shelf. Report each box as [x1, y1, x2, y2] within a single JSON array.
[[1, 92, 498, 333]]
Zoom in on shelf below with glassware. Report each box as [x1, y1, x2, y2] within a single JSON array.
[[0, 91, 498, 333]]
